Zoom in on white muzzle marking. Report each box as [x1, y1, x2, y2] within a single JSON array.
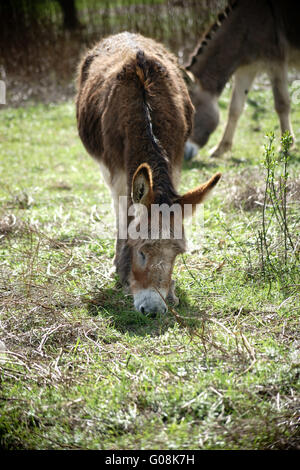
[[134, 288, 167, 315]]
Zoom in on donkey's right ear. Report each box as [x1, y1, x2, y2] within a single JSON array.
[[131, 163, 154, 209], [179, 172, 221, 215]]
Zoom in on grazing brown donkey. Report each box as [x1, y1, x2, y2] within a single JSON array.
[[76, 32, 221, 314], [186, 0, 300, 157]]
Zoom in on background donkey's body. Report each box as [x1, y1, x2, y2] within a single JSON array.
[[186, 0, 300, 157], [77, 32, 221, 314]]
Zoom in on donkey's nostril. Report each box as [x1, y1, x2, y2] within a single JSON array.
[[138, 303, 166, 316], [134, 290, 168, 316]]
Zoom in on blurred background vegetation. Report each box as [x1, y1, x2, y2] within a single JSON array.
[[0, 0, 226, 105]]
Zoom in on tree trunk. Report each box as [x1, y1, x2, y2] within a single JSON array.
[[57, 0, 80, 30]]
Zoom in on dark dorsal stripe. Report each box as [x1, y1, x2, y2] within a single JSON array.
[[133, 50, 179, 205], [141, 82, 179, 205], [135, 50, 169, 161], [186, 0, 239, 70]]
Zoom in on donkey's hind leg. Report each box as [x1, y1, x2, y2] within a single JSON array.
[[269, 63, 296, 148], [210, 64, 257, 158]]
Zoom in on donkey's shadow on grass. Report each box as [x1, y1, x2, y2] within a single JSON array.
[[86, 283, 205, 337]]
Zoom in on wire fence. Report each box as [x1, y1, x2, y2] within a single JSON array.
[[0, 0, 227, 104]]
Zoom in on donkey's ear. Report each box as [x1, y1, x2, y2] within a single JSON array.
[[180, 66, 195, 85], [131, 163, 154, 208], [179, 172, 221, 215]]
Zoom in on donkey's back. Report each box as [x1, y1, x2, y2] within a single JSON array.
[[76, 32, 193, 179]]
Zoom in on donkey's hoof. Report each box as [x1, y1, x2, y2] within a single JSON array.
[[209, 142, 231, 158]]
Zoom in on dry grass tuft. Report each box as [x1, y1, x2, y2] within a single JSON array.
[[224, 169, 300, 211]]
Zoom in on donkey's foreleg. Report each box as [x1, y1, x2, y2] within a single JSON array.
[[112, 189, 129, 277], [210, 65, 257, 158], [269, 63, 295, 148], [98, 163, 129, 277]]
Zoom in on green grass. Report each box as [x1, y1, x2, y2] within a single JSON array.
[[0, 78, 299, 449]]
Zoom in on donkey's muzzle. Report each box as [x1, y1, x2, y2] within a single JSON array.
[[134, 289, 167, 315]]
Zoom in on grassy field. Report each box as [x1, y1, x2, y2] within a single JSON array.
[[0, 77, 299, 450]]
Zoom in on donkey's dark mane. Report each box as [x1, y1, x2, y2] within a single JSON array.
[[186, 0, 239, 70], [141, 97, 180, 206], [136, 51, 180, 206], [143, 99, 161, 154]]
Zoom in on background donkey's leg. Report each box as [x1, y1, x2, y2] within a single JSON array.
[[269, 63, 296, 147], [210, 64, 257, 158]]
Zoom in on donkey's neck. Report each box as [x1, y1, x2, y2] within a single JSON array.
[[188, 7, 250, 96]]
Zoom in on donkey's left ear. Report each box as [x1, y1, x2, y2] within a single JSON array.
[[179, 172, 221, 215], [180, 66, 196, 85], [131, 163, 154, 209]]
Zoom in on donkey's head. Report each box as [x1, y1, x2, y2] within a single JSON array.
[[127, 163, 221, 315], [189, 78, 220, 148]]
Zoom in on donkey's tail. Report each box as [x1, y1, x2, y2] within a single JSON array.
[[135, 50, 167, 92], [117, 49, 168, 94]]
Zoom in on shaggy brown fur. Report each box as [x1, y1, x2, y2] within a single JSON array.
[[77, 33, 193, 196], [76, 32, 221, 314]]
